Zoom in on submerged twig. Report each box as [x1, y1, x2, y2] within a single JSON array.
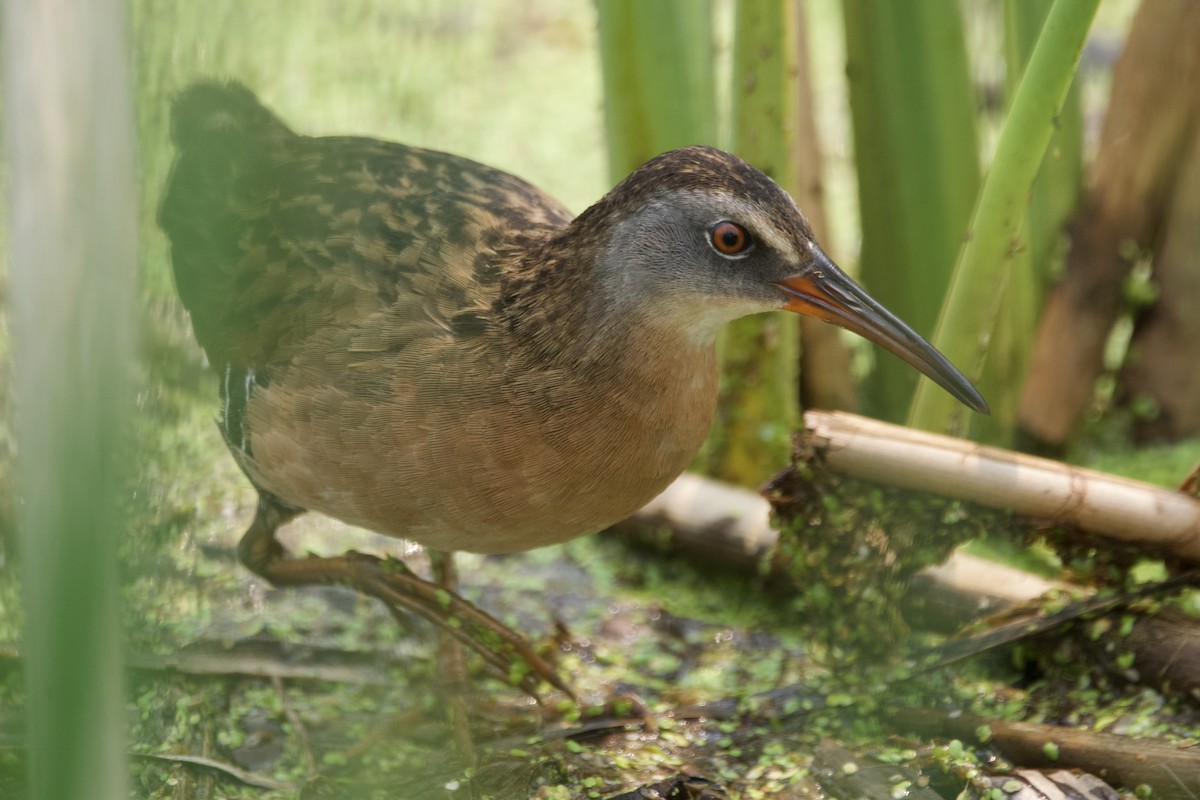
[[134, 752, 299, 792], [271, 675, 317, 779]]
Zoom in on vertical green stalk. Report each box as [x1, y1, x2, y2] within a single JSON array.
[[596, 0, 717, 181], [1005, 0, 1084, 279], [908, 0, 1101, 434], [709, 0, 802, 483], [842, 0, 980, 422], [5, 0, 135, 797], [969, 0, 1085, 443]]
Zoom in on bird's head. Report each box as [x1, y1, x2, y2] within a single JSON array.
[[579, 146, 988, 414]]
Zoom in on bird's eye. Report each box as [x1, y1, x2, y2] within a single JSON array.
[[708, 221, 752, 258]]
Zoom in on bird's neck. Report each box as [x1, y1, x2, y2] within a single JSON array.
[[495, 232, 725, 369], [493, 239, 721, 492], [501, 277, 722, 454]]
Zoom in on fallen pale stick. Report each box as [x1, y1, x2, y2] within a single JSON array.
[[803, 410, 1200, 561], [626, 471, 1060, 612]]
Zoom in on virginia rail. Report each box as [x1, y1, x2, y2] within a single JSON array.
[[160, 81, 987, 698]]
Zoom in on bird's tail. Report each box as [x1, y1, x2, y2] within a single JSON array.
[[160, 81, 295, 363], [168, 80, 293, 152]]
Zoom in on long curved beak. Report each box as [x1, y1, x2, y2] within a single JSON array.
[[775, 248, 989, 414]]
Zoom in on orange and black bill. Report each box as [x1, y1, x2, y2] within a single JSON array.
[[776, 247, 989, 415]]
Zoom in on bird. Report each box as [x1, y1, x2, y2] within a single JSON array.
[[160, 80, 987, 698]]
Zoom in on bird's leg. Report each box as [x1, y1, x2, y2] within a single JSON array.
[[235, 493, 574, 700], [428, 549, 475, 758], [236, 493, 302, 571]]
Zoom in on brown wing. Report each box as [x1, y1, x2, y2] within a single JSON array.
[[159, 81, 572, 377], [159, 82, 574, 465]]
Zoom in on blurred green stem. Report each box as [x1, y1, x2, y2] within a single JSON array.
[[1004, 0, 1083, 280], [710, 0, 802, 483], [596, 0, 716, 180], [842, 0, 980, 422], [968, 0, 1084, 443], [5, 0, 136, 797], [908, 0, 1100, 434]]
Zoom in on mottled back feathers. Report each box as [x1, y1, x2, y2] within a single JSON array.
[[160, 81, 572, 377]]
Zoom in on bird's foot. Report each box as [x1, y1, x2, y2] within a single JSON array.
[[321, 551, 573, 700], [236, 497, 574, 721]]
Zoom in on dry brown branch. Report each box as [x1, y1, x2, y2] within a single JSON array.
[[892, 706, 1200, 800], [1092, 609, 1200, 698], [1121, 113, 1200, 442], [1019, 0, 1200, 447], [919, 570, 1200, 672]]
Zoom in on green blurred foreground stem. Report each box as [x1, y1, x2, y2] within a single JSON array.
[[5, 0, 136, 798], [908, 0, 1101, 434]]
